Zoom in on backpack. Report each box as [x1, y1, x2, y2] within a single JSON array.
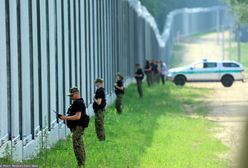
[[82, 113, 90, 128], [122, 86, 125, 94], [141, 71, 144, 80], [66, 98, 90, 129]]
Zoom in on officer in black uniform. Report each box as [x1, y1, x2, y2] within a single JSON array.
[[114, 73, 124, 114], [135, 64, 144, 98], [93, 78, 106, 141], [59, 87, 89, 168]]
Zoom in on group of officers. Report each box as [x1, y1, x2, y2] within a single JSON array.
[[135, 60, 168, 98], [58, 60, 167, 167], [58, 74, 124, 167]]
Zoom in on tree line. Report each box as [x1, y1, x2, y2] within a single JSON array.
[[226, 0, 248, 23]]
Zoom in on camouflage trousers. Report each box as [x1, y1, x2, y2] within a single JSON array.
[[71, 125, 85, 167], [155, 73, 161, 84], [115, 94, 123, 114], [146, 73, 152, 86], [136, 79, 143, 98], [94, 109, 105, 141], [152, 72, 160, 84], [151, 72, 156, 84]]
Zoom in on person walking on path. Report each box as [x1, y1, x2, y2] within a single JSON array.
[[144, 60, 152, 86], [114, 73, 125, 114], [93, 78, 106, 141], [135, 64, 144, 98], [59, 87, 89, 168], [160, 61, 168, 85]]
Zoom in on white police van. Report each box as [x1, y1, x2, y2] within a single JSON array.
[[167, 59, 245, 87]]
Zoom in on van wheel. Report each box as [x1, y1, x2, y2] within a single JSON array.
[[221, 75, 234, 87], [174, 75, 186, 86]]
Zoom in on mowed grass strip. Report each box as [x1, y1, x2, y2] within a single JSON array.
[[3, 83, 228, 168]]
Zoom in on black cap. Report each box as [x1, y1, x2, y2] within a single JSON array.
[[67, 87, 79, 96], [95, 78, 104, 84], [116, 73, 124, 80]]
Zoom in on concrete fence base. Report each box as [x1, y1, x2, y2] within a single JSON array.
[[0, 77, 135, 161]]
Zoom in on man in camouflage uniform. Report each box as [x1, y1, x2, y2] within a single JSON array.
[[114, 73, 124, 114], [135, 64, 144, 98], [93, 79, 106, 141], [144, 60, 152, 87], [59, 87, 87, 167]]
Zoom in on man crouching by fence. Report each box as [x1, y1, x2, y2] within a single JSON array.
[[59, 87, 89, 168]]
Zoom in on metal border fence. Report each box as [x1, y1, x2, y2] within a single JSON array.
[[0, 0, 234, 160], [0, 0, 160, 160]]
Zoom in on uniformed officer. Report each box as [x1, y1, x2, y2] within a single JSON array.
[[114, 73, 124, 114], [160, 61, 168, 85], [144, 60, 152, 86], [135, 64, 144, 98], [151, 60, 156, 84], [154, 60, 161, 84], [93, 78, 106, 141], [59, 87, 87, 168]]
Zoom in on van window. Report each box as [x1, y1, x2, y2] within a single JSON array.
[[204, 62, 217, 68], [223, 63, 240, 68]]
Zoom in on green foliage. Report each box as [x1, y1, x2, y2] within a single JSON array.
[[224, 0, 248, 23], [0, 143, 14, 164], [9, 83, 228, 168]]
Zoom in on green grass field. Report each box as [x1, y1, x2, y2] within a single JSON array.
[[1, 83, 229, 168]]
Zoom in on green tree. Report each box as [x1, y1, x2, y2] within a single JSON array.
[[226, 0, 248, 23]]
